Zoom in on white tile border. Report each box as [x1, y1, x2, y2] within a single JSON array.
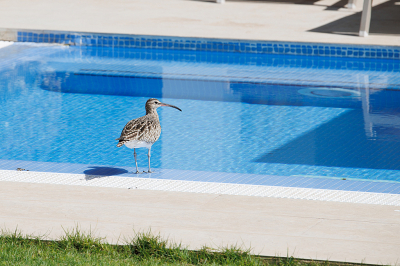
[[0, 41, 13, 49], [1, 170, 399, 206]]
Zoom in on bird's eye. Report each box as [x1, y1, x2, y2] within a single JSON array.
[[155, 102, 160, 104]]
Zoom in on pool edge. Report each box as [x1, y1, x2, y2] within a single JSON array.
[[1, 159, 400, 206], [0, 27, 399, 60]]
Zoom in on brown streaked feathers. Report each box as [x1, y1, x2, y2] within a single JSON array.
[[116, 114, 161, 147]]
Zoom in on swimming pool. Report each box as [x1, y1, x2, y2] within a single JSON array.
[[1, 34, 400, 197]]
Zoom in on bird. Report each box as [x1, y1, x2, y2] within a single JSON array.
[[116, 98, 182, 174]]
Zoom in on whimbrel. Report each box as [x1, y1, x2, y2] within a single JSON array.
[[116, 98, 182, 174]]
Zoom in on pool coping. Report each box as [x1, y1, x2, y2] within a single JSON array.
[[1, 159, 400, 206]]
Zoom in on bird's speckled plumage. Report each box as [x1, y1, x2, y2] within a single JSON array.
[[116, 98, 182, 174], [116, 111, 161, 147]]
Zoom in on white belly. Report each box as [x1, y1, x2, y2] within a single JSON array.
[[125, 140, 153, 149]]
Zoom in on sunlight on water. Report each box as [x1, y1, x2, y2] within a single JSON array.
[[1, 43, 400, 182]]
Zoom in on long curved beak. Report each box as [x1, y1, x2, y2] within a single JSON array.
[[160, 102, 182, 112]]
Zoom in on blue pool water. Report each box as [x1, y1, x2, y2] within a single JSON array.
[[1, 42, 400, 183]]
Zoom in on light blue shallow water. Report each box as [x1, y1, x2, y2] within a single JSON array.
[[1, 43, 400, 182]]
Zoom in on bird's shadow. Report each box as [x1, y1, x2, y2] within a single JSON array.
[[83, 166, 129, 181]]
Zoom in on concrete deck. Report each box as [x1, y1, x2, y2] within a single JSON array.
[[0, 0, 400, 264], [0, 0, 399, 46], [1, 181, 400, 264]]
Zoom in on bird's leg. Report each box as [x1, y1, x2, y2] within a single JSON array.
[[134, 148, 140, 174], [147, 148, 153, 173]]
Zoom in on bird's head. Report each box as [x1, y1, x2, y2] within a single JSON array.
[[145, 98, 182, 114]]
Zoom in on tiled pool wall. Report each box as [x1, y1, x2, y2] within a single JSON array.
[[0, 28, 399, 59]]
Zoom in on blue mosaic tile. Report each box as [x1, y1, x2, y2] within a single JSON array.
[[15, 30, 400, 60]]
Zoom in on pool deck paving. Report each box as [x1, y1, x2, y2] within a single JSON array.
[[1, 181, 400, 264], [0, 0, 400, 264], [0, 0, 399, 46]]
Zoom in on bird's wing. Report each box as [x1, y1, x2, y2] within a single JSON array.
[[117, 116, 150, 142]]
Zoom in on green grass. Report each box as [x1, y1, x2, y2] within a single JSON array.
[[0, 227, 370, 266]]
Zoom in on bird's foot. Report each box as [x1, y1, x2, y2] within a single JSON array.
[[147, 170, 154, 174], [134, 170, 143, 174]]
